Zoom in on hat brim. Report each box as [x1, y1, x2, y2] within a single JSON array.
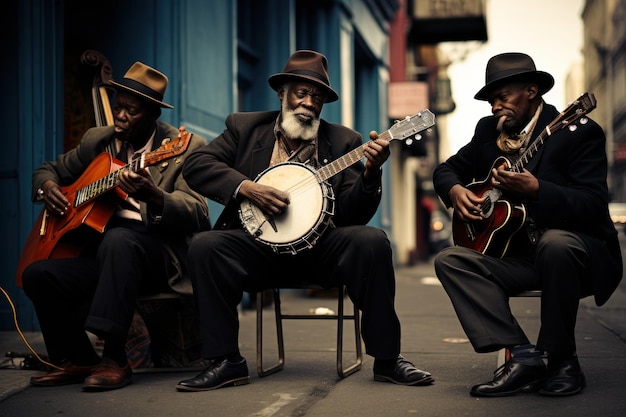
[[268, 73, 339, 103], [109, 80, 174, 109], [474, 71, 555, 101]]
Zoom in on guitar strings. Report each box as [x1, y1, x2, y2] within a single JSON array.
[[277, 145, 369, 198]]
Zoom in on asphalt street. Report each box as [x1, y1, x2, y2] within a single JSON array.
[[1, 233, 625, 416]]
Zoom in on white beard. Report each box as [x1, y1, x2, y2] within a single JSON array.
[[280, 97, 320, 141]]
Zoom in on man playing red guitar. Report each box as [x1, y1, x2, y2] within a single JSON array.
[[20, 62, 208, 391], [433, 52, 622, 397]]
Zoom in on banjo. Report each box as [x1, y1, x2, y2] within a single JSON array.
[[239, 109, 436, 254]]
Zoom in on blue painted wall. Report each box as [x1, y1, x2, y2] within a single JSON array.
[[0, 0, 398, 330]]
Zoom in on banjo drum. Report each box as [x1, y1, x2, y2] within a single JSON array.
[[238, 109, 436, 255], [239, 162, 335, 255]]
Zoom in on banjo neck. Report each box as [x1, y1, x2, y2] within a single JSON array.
[[316, 109, 435, 181], [317, 130, 392, 181]]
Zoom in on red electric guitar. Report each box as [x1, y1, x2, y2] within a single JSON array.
[[452, 93, 597, 258], [16, 127, 193, 286]]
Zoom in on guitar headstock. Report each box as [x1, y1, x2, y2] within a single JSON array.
[[548, 92, 597, 134], [388, 110, 436, 143], [143, 126, 193, 167]]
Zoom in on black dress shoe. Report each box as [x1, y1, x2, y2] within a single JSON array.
[[470, 358, 547, 397], [176, 358, 250, 392], [373, 355, 434, 386], [538, 356, 586, 397]]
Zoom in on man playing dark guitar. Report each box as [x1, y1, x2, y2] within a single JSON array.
[[21, 62, 208, 391], [177, 50, 433, 391], [433, 52, 622, 397]]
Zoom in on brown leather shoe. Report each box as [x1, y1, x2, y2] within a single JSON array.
[[30, 363, 97, 387], [82, 358, 132, 391]]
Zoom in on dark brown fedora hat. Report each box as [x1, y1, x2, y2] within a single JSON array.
[[109, 61, 174, 108], [474, 52, 554, 101], [268, 50, 339, 103]]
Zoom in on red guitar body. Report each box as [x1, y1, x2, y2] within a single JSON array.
[[452, 186, 527, 258], [16, 126, 193, 287], [452, 157, 527, 258], [16, 153, 126, 286]]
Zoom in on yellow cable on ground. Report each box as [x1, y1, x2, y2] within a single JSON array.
[[0, 285, 62, 371]]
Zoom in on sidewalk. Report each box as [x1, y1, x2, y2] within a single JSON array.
[[1, 257, 625, 417]]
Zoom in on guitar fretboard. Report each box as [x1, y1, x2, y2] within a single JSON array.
[[74, 158, 143, 207], [510, 94, 595, 173], [511, 131, 548, 173]]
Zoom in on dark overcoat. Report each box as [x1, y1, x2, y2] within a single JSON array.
[[434, 102, 622, 306]]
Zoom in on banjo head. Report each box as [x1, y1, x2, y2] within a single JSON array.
[[239, 162, 334, 254]]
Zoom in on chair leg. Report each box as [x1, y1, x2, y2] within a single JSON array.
[[256, 289, 285, 377], [336, 286, 362, 378]]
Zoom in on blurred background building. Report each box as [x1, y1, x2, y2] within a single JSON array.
[[581, 0, 626, 202]]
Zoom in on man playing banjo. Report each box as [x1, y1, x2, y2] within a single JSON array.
[[177, 50, 433, 391]]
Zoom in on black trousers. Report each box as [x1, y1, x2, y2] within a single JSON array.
[[434, 229, 592, 355], [22, 222, 171, 365], [187, 225, 401, 360]]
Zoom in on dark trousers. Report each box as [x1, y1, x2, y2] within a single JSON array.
[[434, 229, 592, 355], [187, 225, 401, 360], [22, 223, 171, 365]]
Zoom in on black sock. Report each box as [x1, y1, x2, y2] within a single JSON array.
[[510, 344, 544, 366], [101, 337, 128, 367], [226, 352, 244, 363], [547, 351, 576, 367], [209, 352, 243, 363], [373, 356, 398, 372]]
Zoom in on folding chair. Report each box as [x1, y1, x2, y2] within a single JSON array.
[[256, 285, 362, 378]]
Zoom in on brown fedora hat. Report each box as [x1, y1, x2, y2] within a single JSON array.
[[109, 61, 174, 108], [268, 50, 339, 103], [474, 52, 554, 101]]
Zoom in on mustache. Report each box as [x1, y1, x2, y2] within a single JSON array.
[[291, 109, 315, 118]]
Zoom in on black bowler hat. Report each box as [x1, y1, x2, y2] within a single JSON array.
[[474, 52, 554, 101], [109, 62, 174, 108], [268, 50, 339, 103]]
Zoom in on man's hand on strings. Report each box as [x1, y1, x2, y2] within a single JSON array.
[[39, 180, 69, 216], [491, 166, 539, 199], [449, 184, 486, 222], [118, 169, 164, 207], [238, 180, 290, 216]]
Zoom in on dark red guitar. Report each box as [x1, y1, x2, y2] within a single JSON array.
[[452, 92, 597, 258], [16, 127, 193, 286]]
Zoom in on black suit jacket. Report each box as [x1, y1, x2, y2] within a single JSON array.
[[183, 111, 382, 232], [433, 102, 622, 306]]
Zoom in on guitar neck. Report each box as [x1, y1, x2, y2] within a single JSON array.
[[510, 93, 596, 173], [317, 130, 393, 182], [510, 130, 548, 173], [74, 158, 141, 207]]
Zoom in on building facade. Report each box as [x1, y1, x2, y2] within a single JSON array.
[[582, 0, 626, 201], [0, 0, 400, 330]]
